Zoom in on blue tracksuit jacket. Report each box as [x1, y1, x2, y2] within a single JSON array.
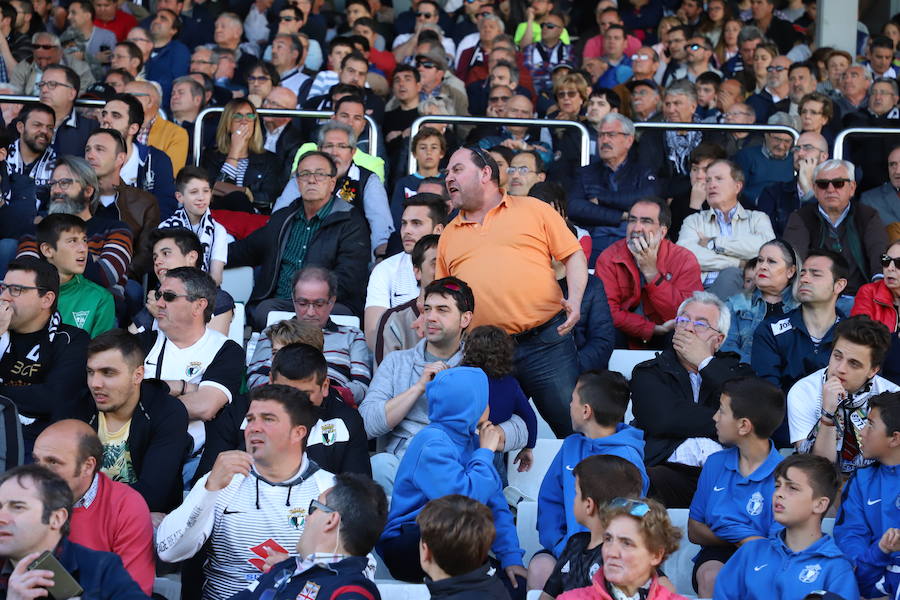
[[689, 444, 783, 548], [537, 423, 649, 556], [834, 461, 900, 598], [713, 532, 859, 600]]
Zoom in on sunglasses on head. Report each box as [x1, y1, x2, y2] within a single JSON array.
[[882, 254, 900, 269], [607, 497, 651, 518], [814, 178, 851, 190]]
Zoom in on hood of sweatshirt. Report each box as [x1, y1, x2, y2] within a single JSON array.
[[425, 366, 489, 450]]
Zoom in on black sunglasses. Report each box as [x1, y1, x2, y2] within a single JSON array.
[[882, 254, 900, 269], [154, 290, 192, 302], [814, 178, 851, 190]]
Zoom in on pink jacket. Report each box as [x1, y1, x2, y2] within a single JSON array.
[[558, 569, 688, 600]]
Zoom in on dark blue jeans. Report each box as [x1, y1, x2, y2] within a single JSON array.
[[513, 312, 579, 438]]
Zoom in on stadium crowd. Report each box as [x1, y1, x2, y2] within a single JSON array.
[[2, 0, 900, 598]]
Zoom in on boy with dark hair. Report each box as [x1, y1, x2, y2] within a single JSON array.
[[713, 454, 859, 600], [270, 342, 371, 476], [538, 370, 649, 554], [158, 166, 228, 285], [689, 376, 786, 597], [418, 494, 510, 599], [834, 391, 900, 598], [37, 213, 115, 337], [540, 455, 644, 599]]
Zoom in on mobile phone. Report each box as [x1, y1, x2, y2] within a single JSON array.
[[27, 550, 84, 600], [99, 44, 110, 52]]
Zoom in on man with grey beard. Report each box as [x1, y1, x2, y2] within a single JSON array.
[[16, 155, 134, 293]]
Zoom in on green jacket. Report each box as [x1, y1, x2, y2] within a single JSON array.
[[58, 274, 116, 337]]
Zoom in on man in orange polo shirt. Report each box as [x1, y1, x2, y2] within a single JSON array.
[[436, 146, 588, 436]]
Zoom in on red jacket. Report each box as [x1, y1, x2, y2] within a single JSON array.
[[558, 569, 688, 600], [595, 238, 703, 346], [851, 279, 898, 331]]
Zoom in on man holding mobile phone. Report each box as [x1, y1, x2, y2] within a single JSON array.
[[0, 464, 146, 599]]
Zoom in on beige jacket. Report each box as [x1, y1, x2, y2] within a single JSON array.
[[676, 203, 775, 275]]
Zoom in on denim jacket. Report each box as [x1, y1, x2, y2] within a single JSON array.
[[723, 286, 798, 362]]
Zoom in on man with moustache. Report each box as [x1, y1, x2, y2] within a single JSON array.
[[6, 103, 56, 187]]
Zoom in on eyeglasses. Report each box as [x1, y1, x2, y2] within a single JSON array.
[[598, 131, 631, 139], [295, 170, 335, 181], [0, 282, 47, 296], [320, 142, 352, 151], [507, 166, 534, 175], [190, 58, 216, 65], [47, 178, 75, 189], [231, 112, 257, 120], [791, 144, 825, 153], [415, 11, 435, 17], [724, 111, 753, 118], [279, 15, 297, 21], [607, 497, 651, 518], [882, 254, 900, 269], [489, 94, 510, 102], [540, 22, 560, 29], [688, 43, 707, 51], [37, 80, 72, 90], [630, 54, 652, 61], [293, 297, 332, 308], [247, 75, 271, 83], [799, 108, 824, 116], [556, 89, 579, 98], [674, 315, 720, 333], [154, 290, 192, 302], [766, 65, 787, 73], [814, 178, 851, 190], [33, 43, 57, 50], [308, 499, 336, 516]]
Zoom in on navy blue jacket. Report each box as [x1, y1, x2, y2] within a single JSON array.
[[135, 142, 178, 220], [559, 276, 614, 373], [144, 39, 190, 108], [227, 555, 379, 600], [756, 179, 815, 236], [567, 157, 661, 262], [0, 538, 148, 599], [0, 165, 38, 239], [52, 111, 99, 157]]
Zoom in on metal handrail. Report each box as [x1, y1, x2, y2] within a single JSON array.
[[191, 106, 379, 167], [633, 121, 801, 142], [833, 127, 900, 160], [408, 115, 591, 174], [0, 94, 107, 107]]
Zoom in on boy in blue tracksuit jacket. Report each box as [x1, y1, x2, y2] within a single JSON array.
[[376, 367, 525, 585], [714, 454, 859, 600], [835, 391, 900, 598], [537, 371, 649, 557], [688, 377, 785, 598]]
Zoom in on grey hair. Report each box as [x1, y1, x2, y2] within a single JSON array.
[[664, 80, 697, 103], [479, 13, 504, 28], [677, 291, 731, 335], [420, 96, 450, 115], [767, 110, 799, 130], [600, 112, 635, 135], [874, 77, 899, 96], [163, 266, 217, 322], [737, 25, 764, 44], [217, 11, 243, 28], [813, 158, 856, 180], [316, 119, 357, 147], [172, 75, 204, 99], [55, 155, 99, 212], [32, 31, 60, 45]]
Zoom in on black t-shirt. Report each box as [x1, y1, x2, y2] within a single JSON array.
[[543, 532, 603, 598]]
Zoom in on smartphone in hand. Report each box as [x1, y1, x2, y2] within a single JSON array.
[[27, 550, 84, 599]]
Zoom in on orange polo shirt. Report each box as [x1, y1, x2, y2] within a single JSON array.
[[436, 193, 581, 334]]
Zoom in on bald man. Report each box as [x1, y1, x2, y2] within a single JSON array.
[[32, 420, 155, 595], [125, 79, 189, 172], [262, 86, 305, 173]]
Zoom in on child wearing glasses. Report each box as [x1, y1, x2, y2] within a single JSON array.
[[687, 376, 785, 598], [713, 454, 858, 600]]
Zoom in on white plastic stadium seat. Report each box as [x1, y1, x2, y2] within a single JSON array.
[[152, 576, 181, 600], [227, 302, 245, 347], [527, 590, 543, 600], [506, 439, 563, 505], [822, 517, 835, 536], [265, 310, 296, 328], [331, 314, 361, 328], [608, 349, 658, 380], [375, 581, 431, 599], [663, 508, 700, 599], [220, 266, 254, 303], [516, 500, 542, 564]]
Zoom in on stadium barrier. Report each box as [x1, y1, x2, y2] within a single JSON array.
[[833, 127, 900, 160]]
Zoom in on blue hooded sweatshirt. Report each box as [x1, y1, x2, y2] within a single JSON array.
[[689, 444, 784, 547], [536, 423, 649, 557], [379, 367, 524, 569], [713, 532, 859, 600], [834, 462, 900, 598]]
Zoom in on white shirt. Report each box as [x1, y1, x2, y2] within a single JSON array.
[[667, 356, 723, 467], [364, 251, 419, 309], [120, 146, 140, 187]]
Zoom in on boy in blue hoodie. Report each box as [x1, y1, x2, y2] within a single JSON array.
[[376, 367, 526, 592], [531, 371, 648, 586], [835, 390, 900, 598], [689, 376, 785, 598], [713, 454, 859, 600]]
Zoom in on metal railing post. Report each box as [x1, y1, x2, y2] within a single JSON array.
[[833, 127, 900, 160], [408, 115, 591, 175]]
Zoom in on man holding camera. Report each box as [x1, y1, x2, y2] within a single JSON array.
[[595, 196, 703, 348]]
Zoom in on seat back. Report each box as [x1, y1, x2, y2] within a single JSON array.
[[662, 508, 700, 598], [227, 302, 246, 347], [331, 314, 361, 328], [506, 438, 563, 505], [265, 310, 296, 328], [220, 267, 254, 303], [609, 349, 658, 380], [516, 500, 541, 564]]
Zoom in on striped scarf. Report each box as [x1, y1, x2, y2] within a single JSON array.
[[159, 207, 218, 271], [7, 139, 56, 186]]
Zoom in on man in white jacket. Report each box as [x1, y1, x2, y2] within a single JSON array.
[[156, 384, 335, 600], [677, 158, 776, 300]]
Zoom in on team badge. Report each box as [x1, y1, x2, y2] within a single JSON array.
[[296, 581, 320, 600], [746, 491, 763, 516], [895, 494, 900, 510], [289, 506, 307, 529], [72, 311, 89, 328], [589, 563, 601, 579], [322, 423, 336, 446], [186, 362, 202, 377], [798, 564, 822, 584]]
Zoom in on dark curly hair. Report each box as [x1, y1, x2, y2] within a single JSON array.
[[461, 325, 515, 379]]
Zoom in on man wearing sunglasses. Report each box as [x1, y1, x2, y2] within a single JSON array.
[[0, 257, 89, 450], [9, 32, 95, 97], [225, 473, 385, 600], [746, 55, 791, 124], [521, 11, 571, 96], [669, 36, 720, 84], [784, 159, 888, 296]]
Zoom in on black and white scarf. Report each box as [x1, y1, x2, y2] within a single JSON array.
[[6, 140, 56, 187], [159, 208, 218, 271]]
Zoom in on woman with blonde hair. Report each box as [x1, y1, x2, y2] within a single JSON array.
[[200, 98, 284, 213]]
